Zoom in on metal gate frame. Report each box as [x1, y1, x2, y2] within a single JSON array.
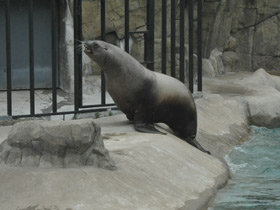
[[3, 0, 59, 117], [73, 0, 203, 114], [2, 0, 202, 118], [73, 0, 156, 113]]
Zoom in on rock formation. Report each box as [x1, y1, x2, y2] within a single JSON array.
[[81, 0, 280, 75], [0, 119, 115, 169], [202, 0, 280, 72]]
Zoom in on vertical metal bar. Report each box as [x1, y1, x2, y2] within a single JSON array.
[[188, 0, 194, 93], [101, 0, 106, 105], [5, 0, 12, 116], [74, 0, 79, 111], [74, 0, 82, 111], [197, 0, 202, 92], [78, 0, 83, 107], [161, 0, 167, 74], [145, 0, 154, 70], [101, 0, 106, 41], [51, 0, 57, 113], [28, 0, 35, 115], [170, 0, 176, 77], [124, 0, 129, 53], [179, 0, 185, 83]]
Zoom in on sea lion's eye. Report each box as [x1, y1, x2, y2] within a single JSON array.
[[92, 42, 99, 49]]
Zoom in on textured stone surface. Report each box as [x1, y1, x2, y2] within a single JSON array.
[[202, 58, 216, 77], [0, 115, 229, 210], [237, 69, 280, 128], [0, 119, 115, 169], [81, 0, 280, 74], [203, 0, 280, 72], [222, 51, 240, 72], [204, 69, 280, 130], [209, 48, 225, 75], [196, 94, 249, 159]]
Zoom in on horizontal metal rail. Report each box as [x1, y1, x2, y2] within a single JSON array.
[[79, 103, 116, 109], [12, 106, 119, 119]]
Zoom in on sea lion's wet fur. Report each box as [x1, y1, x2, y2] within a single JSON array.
[[84, 40, 210, 154]]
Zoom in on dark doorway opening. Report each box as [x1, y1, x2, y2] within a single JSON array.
[[0, 0, 58, 90]]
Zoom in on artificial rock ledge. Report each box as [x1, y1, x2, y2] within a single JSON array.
[[0, 119, 115, 170]]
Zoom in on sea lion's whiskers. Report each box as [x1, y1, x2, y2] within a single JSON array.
[[74, 39, 84, 44], [74, 43, 84, 52]]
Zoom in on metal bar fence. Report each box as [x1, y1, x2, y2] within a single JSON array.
[[197, 0, 203, 92], [144, 0, 155, 71], [124, 0, 129, 53], [74, 0, 82, 111], [179, 0, 185, 83], [51, 0, 58, 113], [2, 0, 203, 118], [188, 0, 194, 93], [77, 0, 115, 110], [170, 0, 176, 77], [5, 0, 12, 116], [100, 0, 106, 105], [161, 0, 167, 75], [28, 0, 35, 115]]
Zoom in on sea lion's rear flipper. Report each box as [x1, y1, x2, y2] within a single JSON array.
[[134, 122, 166, 135], [186, 137, 211, 155], [133, 108, 166, 135]]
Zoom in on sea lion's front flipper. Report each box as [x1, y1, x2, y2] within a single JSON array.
[[134, 122, 166, 135]]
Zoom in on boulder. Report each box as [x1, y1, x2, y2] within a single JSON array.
[[0, 119, 115, 169], [209, 48, 225, 75], [202, 58, 216, 78], [224, 36, 238, 51], [222, 51, 240, 72], [238, 69, 280, 128], [204, 68, 280, 129]]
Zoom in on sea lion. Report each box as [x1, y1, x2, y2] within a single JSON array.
[[84, 40, 210, 154]]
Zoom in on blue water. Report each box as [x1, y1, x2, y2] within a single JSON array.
[[210, 126, 280, 210]]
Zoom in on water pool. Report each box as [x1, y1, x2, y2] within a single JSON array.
[[210, 126, 280, 210]]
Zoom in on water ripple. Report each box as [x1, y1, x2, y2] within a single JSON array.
[[210, 126, 280, 210]]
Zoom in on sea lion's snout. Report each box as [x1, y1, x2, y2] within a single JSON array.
[[83, 41, 96, 54], [84, 41, 107, 54], [84, 45, 92, 54], [84, 40, 109, 66], [84, 41, 94, 54]]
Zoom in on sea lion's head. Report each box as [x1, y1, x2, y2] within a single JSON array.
[[84, 40, 108, 66]]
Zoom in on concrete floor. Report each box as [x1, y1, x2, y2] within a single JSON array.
[[0, 114, 229, 210]]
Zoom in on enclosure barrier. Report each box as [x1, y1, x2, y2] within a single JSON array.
[[1, 0, 202, 118]]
